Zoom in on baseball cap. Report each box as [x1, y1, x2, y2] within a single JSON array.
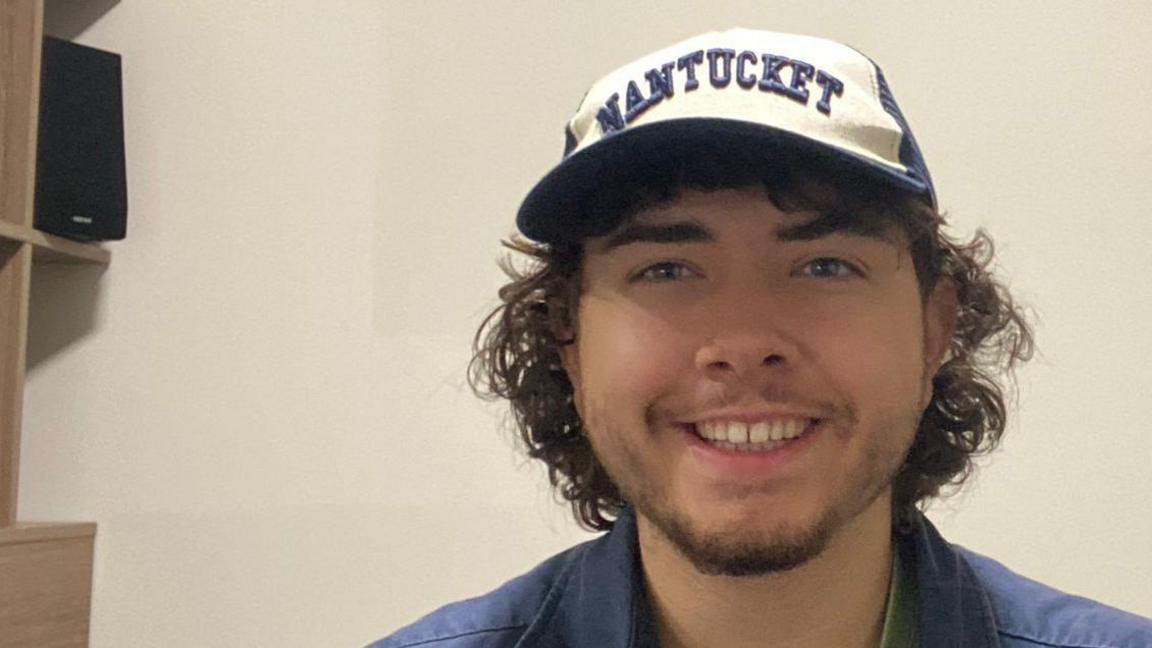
[[515, 27, 936, 244]]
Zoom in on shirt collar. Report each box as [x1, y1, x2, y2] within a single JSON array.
[[514, 507, 655, 648], [880, 532, 917, 647], [515, 506, 1000, 648], [900, 510, 1000, 647]]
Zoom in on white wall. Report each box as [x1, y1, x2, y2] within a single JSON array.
[[19, 1, 1151, 646]]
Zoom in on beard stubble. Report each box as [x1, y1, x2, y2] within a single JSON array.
[[583, 402, 921, 578]]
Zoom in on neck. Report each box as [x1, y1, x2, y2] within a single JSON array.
[[637, 497, 895, 648]]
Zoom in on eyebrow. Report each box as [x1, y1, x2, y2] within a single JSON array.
[[595, 212, 892, 252]]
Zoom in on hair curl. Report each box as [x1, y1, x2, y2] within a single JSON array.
[[469, 138, 1036, 532]]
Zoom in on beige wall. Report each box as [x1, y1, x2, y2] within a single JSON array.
[[18, 1, 1151, 646]]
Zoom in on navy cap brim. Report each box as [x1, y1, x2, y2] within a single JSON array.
[[516, 118, 934, 245]]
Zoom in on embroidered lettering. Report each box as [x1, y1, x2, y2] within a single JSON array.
[[735, 50, 758, 89], [769, 58, 815, 103], [596, 93, 625, 133], [758, 54, 790, 94], [706, 48, 736, 88], [645, 62, 676, 100], [815, 70, 844, 114], [593, 47, 850, 134], [786, 60, 815, 103], [677, 50, 705, 91], [624, 80, 656, 123], [625, 81, 646, 113]]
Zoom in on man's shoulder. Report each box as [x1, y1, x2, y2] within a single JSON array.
[[363, 539, 592, 648], [955, 545, 1152, 647]]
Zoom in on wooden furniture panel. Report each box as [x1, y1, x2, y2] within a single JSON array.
[[0, 222, 111, 265], [1, 0, 43, 229], [0, 524, 96, 648], [0, 243, 32, 526], [1, 1, 101, 645]]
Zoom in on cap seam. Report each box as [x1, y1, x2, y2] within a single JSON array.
[[862, 60, 904, 165]]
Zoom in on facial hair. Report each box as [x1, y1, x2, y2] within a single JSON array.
[[582, 402, 924, 578]]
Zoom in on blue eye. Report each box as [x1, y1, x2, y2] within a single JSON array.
[[802, 257, 862, 279], [631, 258, 861, 283], [634, 262, 695, 282]]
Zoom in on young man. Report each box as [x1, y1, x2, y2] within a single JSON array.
[[370, 28, 1152, 648]]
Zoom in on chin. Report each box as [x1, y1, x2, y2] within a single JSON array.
[[667, 507, 836, 577], [709, 511, 822, 550], [684, 486, 824, 530]]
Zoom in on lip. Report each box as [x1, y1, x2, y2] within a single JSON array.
[[689, 410, 821, 425], [678, 418, 824, 480]]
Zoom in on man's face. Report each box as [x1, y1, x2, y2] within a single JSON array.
[[561, 186, 956, 576]]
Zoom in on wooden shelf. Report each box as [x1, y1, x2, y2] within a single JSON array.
[[0, 522, 96, 648], [2, 1, 100, 644], [0, 521, 95, 545], [0, 221, 110, 265]]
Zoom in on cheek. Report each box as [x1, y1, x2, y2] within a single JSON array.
[[576, 297, 692, 399], [818, 300, 926, 413]]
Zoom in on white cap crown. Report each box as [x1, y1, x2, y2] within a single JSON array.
[[518, 28, 935, 243]]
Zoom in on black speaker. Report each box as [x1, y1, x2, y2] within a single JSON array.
[[34, 36, 127, 242]]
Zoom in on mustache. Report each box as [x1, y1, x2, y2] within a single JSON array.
[[650, 382, 849, 424]]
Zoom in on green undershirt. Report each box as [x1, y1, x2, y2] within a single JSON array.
[[878, 547, 918, 648]]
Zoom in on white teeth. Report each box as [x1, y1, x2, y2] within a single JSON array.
[[697, 418, 812, 445], [713, 439, 791, 453], [786, 419, 802, 439]]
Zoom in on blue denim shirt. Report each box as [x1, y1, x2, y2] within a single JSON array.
[[369, 508, 1152, 648]]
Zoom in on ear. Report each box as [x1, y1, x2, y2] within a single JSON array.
[[920, 276, 959, 406], [550, 292, 582, 396], [559, 338, 582, 400]]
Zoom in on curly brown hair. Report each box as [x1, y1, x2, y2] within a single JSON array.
[[469, 136, 1036, 532]]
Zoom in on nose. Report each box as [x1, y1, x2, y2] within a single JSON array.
[[695, 332, 789, 382], [692, 277, 799, 383]]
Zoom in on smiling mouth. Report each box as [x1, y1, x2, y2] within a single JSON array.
[[690, 418, 820, 453]]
